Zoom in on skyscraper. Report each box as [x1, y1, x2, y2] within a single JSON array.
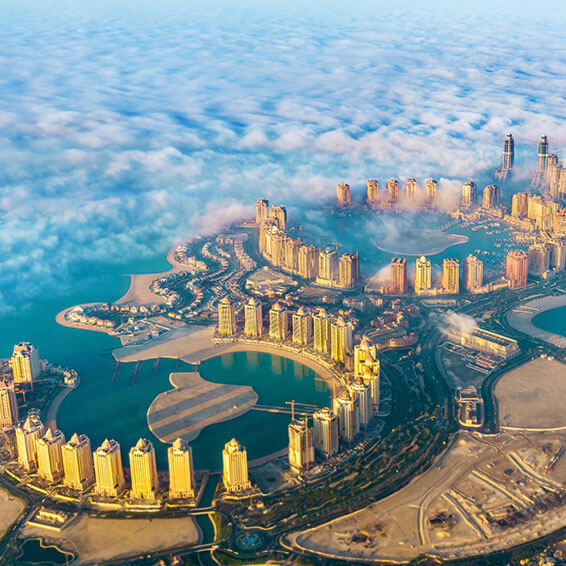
[[313, 308, 331, 354], [349, 379, 372, 428], [283, 236, 300, 273], [268, 205, 287, 230], [269, 302, 288, 341], [405, 178, 418, 201], [425, 179, 438, 207], [288, 419, 315, 473], [502, 133, 514, 172], [538, 135, 549, 171], [353, 336, 380, 415], [339, 252, 360, 289], [0, 381, 19, 428], [331, 317, 353, 363], [389, 257, 408, 294], [387, 179, 400, 204], [366, 180, 379, 206], [15, 414, 44, 471], [93, 438, 126, 497], [528, 243, 550, 277], [415, 256, 432, 294], [255, 198, 269, 224], [442, 258, 460, 294], [463, 255, 483, 292], [461, 181, 477, 209], [482, 184, 500, 209], [222, 438, 251, 493], [62, 433, 95, 492], [548, 240, 566, 272], [129, 438, 159, 500], [506, 250, 528, 289], [37, 428, 66, 483], [511, 192, 529, 217], [217, 296, 236, 336], [312, 407, 339, 459], [292, 307, 312, 346], [10, 342, 40, 386], [244, 298, 263, 337], [298, 244, 319, 279], [333, 391, 360, 443], [168, 437, 195, 499], [336, 182, 351, 207], [318, 248, 339, 282]]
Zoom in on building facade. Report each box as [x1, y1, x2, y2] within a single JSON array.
[[222, 438, 251, 493], [129, 438, 159, 500], [168, 437, 195, 499], [93, 438, 126, 497], [62, 433, 95, 492]]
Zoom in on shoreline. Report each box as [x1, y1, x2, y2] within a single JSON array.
[[45, 386, 75, 431], [507, 294, 566, 348]]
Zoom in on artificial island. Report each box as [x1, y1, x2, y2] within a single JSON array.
[[1, 133, 566, 565]]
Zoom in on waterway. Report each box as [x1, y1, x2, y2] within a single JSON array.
[[532, 305, 566, 338]]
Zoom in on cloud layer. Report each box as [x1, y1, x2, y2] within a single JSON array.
[[1, 0, 566, 311]]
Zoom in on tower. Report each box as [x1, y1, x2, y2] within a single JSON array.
[[217, 296, 236, 336], [366, 180, 379, 206], [336, 182, 351, 207], [425, 179, 438, 207], [502, 133, 514, 172], [15, 414, 44, 472], [349, 379, 372, 428], [62, 433, 95, 492], [168, 437, 195, 499], [511, 192, 529, 217], [482, 184, 500, 209], [222, 438, 251, 493], [129, 438, 159, 500], [269, 302, 288, 341], [463, 255, 483, 292], [313, 308, 331, 354], [442, 258, 460, 294], [330, 317, 353, 363], [528, 243, 550, 277], [506, 250, 528, 289], [292, 307, 313, 346], [318, 248, 339, 282], [312, 407, 339, 458], [93, 438, 126, 497], [387, 179, 400, 204], [255, 199, 269, 224], [461, 181, 477, 209], [339, 252, 360, 289], [389, 257, 408, 294], [538, 135, 549, 172], [298, 244, 319, 279], [0, 381, 19, 428], [405, 178, 418, 201], [244, 298, 263, 337], [333, 391, 360, 443], [36, 428, 66, 483], [415, 256, 432, 294], [10, 342, 40, 386], [288, 419, 315, 473], [268, 205, 287, 230]]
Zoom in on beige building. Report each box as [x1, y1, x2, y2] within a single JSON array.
[[415, 256, 432, 294], [217, 296, 236, 336], [244, 298, 263, 337], [93, 438, 126, 497], [506, 250, 528, 289], [450, 328, 519, 359], [168, 437, 195, 499], [461, 181, 477, 209], [292, 307, 312, 346], [129, 438, 159, 500], [255, 198, 269, 224], [62, 433, 95, 492], [37, 428, 66, 483], [442, 258, 459, 294], [511, 192, 529, 217], [482, 184, 500, 209], [10, 342, 40, 385], [283, 236, 300, 273], [331, 317, 353, 363], [353, 336, 380, 414], [269, 204, 287, 230], [339, 252, 359, 289], [333, 391, 360, 443], [313, 308, 331, 354], [15, 414, 44, 472], [528, 243, 550, 277], [405, 178, 418, 201], [389, 257, 408, 295], [387, 178, 400, 204], [222, 438, 251, 493], [336, 182, 351, 207], [312, 407, 339, 458], [349, 379, 372, 428], [366, 179, 379, 206], [425, 179, 437, 207], [318, 248, 339, 282], [463, 254, 483, 292], [288, 419, 315, 473], [298, 244, 319, 279], [0, 381, 19, 428], [548, 239, 566, 271], [269, 301, 288, 341]]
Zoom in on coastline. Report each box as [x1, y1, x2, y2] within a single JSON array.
[[45, 386, 75, 431], [507, 294, 566, 348]]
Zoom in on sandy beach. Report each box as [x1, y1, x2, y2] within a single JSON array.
[[45, 386, 75, 431], [0, 487, 25, 541]]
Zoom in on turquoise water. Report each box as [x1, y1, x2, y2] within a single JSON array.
[[532, 305, 566, 338]]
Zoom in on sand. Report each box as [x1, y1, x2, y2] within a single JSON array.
[[20, 514, 201, 565], [0, 487, 25, 540]]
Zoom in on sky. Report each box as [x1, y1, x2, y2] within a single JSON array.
[[1, 0, 566, 313]]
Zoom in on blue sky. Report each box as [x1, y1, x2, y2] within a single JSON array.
[[0, 0, 565, 311]]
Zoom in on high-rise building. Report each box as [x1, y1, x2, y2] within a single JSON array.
[[15, 414, 44, 471], [528, 243, 550, 277], [547, 239, 566, 271], [129, 438, 159, 500], [339, 252, 360, 289], [366, 180, 379, 206], [442, 258, 460, 294], [62, 433, 95, 492], [255, 199, 269, 224], [265, 227, 285, 267], [244, 298, 263, 337], [353, 336, 380, 415], [538, 135, 549, 172], [217, 296, 236, 336], [415, 256, 432, 294], [349, 379, 372, 428], [527, 194, 557, 231], [318, 248, 339, 282], [10, 342, 40, 386], [506, 250, 528, 289], [336, 182, 351, 207], [288, 419, 315, 473], [298, 244, 319, 279], [502, 133, 514, 172], [222, 438, 251, 493], [463, 255, 483, 292], [37, 428, 66, 483], [258, 218, 278, 254], [461, 181, 477, 209], [93, 438, 126, 497], [0, 381, 19, 428], [292, 307, 312, 346], [331, 317, 353, 363], [405, 178, 418, 201], [511, 192, 529, 217], [168, 437, 195, 499], [425, 179, 438, 207], [547, 157, 562, 199], [333, 391, 360, 443], [389, 257, 408, 294], [482, 184, 500, 209], [387, 179, 400, 204], [555, 210, 566, 238], [283, 236, 300, 273], [269, 205, 287, 230], [312, 407, 339, 459], [269, 302, 288, 341], [313, 308, 331, 354]]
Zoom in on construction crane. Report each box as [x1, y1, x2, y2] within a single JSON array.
[[285, 400, 318, 422]]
